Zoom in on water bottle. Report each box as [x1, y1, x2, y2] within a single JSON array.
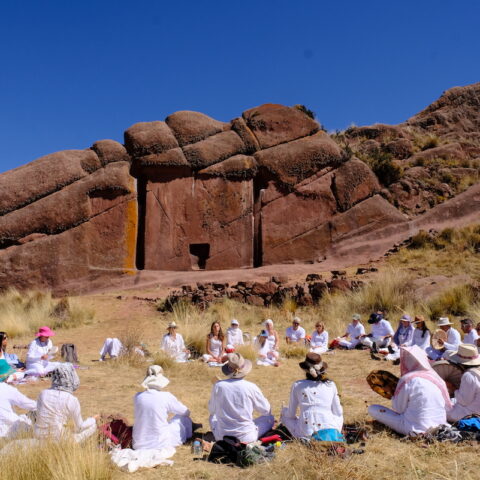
[[192, 440, 202, 457]]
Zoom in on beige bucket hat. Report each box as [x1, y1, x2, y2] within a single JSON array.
[[221, 353, 252, 379], [445, 344, 480, 367]]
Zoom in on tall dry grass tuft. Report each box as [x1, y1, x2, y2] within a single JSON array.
[[427, 284, 476, 319], [235, 344, 257, 362], [0, 437, 113, 480], [280, 344, 309, 359], [0, 289, 94, 337]]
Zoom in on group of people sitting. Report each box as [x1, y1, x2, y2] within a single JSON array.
[[1, 313, 480, 455]]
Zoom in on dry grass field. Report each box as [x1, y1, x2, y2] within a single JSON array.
[[1, 272, 480, 480]]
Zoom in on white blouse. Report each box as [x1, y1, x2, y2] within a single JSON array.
[[26, 338, 53, 369], [161, 334, 186, 359], [0, 383, 36, 437], [310, 331, 329, 350], [226, 328, 244, 346], [208, 337, 223, 357]]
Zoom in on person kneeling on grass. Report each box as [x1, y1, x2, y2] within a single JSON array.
[[368, 345, 451, 435], [133, 365, 197, 450], [208, 353, 274, 443], [35, 363, 98, 443], [0, 359, 36, 439], [280, 353, 343, 439]]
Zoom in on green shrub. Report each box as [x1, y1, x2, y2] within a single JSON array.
[[365, 150, 402, 186], [294, 104, 315, 119]]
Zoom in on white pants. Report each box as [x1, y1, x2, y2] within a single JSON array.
[[338, 338, 360, 349], [24, 361, 62, 377], [100, 338, 124, 359], [0, 414, 33, 439], [361, 336, 390, 349], [256, 351, 279, 366], [280, 407, 343, 438], [310, 346, 328, 354], [166, 415, 193, 446], [209, 414, 275, 443], [368, 404, 411, 435]]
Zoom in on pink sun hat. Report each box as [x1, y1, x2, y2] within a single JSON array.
[[35, 326, 56, 337]]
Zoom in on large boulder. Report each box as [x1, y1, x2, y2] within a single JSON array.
[[124, 121, 178, 157], [243, 104, 319, 149]]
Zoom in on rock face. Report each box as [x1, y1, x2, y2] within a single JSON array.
[[0, 84, 479, 293]]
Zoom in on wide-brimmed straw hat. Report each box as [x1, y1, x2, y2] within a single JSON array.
[[36, 326, 55, 337], [299, 352, 328, 378], [413, 315, 425, 324], [400, 314, 412, 322], [221, 353, 252, 379], [0, 359, 15, 383], [231, 319, 239, 325], [437, 317, 453, 327], [445, 344, 480, 367], [141, 365, 170, 390], [167, 322, 178, 329], [293, 317, 301, 324], [352, 313, 361, 321]]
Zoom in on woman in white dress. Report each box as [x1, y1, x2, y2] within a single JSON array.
[[25, 326, 62, 377], [254, 330, 280, 366], [368, 345, 451, 435], [161, 322, 190, 362], [133, 365, 193, 450], [280, 353, 343, 438], [202, 322, 225, 363], [411, 316, 431, 351], [310, 322, 329, 354], [35, 363, 97, 443]]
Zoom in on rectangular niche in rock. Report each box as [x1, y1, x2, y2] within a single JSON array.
[[189, 243, 210, 270]]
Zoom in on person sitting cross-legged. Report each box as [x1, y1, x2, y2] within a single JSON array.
[[368, 345, 451, 435], [285, 317, 306, 345], [133, 365, 194, 450], [208, 353, 274, 443], [161, 322, 190, 363]]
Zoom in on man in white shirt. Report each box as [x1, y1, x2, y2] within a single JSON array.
[[460, 318, 479, 346], [208, 353, 274, 443], [338, 314, 366, 349], [226, 319, 244, 347], [360, 313, 394, 351], [285, 317, 306, 344], [0, 359, 36, 438], [133, 365, 193, 450], [427, 317, 462, 360]]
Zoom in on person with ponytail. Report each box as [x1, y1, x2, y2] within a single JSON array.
[[280, 352, 343, 439]]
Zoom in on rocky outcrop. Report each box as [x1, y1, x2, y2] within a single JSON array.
[[0, 84, 479, 293]]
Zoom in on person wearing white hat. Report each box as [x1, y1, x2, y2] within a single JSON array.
[[460, 319, 479, 346], [161, 322, 190, 363], [444, 344, 480, 422], [133, 365, 193, 450], [208, 353, 274, 443], [426, 317, 461, 360], [336, 314, 365, 349], [285, 317, 306, 345], [226, 319, 244, 347]]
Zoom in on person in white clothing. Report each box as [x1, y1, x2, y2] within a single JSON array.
[[133, 365, 193, 450], [336, 314, 365, 349], [460, 318, 479, 346], [208, 353, 274, 443], [360, 313, 394, 351], [381, 315, 415, 362], [25, 326, 62, 376], [254, 330, 280, 366], [35, 363, 97, 443], [411, 316, 431, 351], [161, 322, 190, 362], [309, 322, 329, 354], [426, 317, 461, 360], [99, 337, 124, 360], [445, 344, 480, 422], [264, 319, 280, 351], [202, 322, 225, 363], [0, 331, 25, 369], [0, 359, 36, 438], [280, 353, 343, 438], [285, 317, 306, 345], [226, 319, 244, 347], [368, 345, 451, 435]]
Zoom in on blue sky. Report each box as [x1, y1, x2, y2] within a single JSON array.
[[1, 0, 479, 173]]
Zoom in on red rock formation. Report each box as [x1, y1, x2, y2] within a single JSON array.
[[0, 84, 478, 293]]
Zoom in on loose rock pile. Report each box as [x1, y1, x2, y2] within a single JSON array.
[[158, 272, 366, 311]]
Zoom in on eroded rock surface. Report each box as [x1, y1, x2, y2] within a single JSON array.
[[1, 84, 479, 293]]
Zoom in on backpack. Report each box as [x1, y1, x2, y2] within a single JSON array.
[[98, 416, 133, 449], [61, 343, 79, 364]]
